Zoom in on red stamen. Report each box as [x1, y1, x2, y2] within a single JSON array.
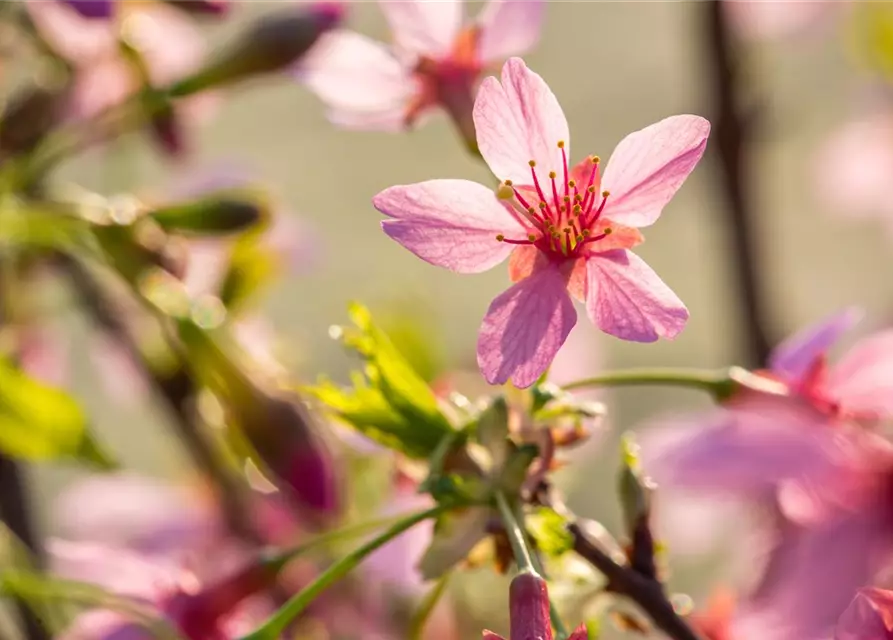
[[501, 237, 535, 246], [560, 142, 569, 198], [529, 163, 553, 220]]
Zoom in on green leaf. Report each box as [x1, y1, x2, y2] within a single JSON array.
[[527, 507, 574, 558], [309, 304, 453, 459], [217, 231, 278, 314], [148, 189, 268, 236], [0, 358, 114, 468]]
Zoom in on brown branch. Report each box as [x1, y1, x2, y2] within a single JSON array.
[[0, 453, 51, 640], [704, 0, 772, 366], [568, 520, 702, 640]]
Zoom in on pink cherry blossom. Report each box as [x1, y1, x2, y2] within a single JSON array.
[[641, 309, 893, 640], [299, 0, 545, 133], [374, 58, 708, 388], [836, 587, 893, 640], [27, 0, 210, 153], [814, 107, 893, 239], [722, 0, 844, 42]]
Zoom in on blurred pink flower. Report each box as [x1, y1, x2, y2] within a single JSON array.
[[722, 0, 844, 42], [642, 309, 893, 640], [59, 0, 114, 20], [814, 108, 893, 238], [299, 0, 545, 133], [374, 57, 708, 388], [27, 0, 211, 154], [836, 587, 893, 640], [51, 474, 275, 640]]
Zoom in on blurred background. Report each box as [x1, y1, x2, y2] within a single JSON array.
[[4, 1, 893, 638]]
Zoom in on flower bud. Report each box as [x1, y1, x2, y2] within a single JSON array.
[[148, 189, 268, 236], [170, 3, 344, 97], [509, 571, 552, 640], [162, 0, 230, 17], [148, 101, 186, 157], [59, 0, 114, 19], [0, 84, 68, 158]]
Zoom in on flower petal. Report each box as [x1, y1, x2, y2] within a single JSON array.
[[474, 57, 569, 183], [297, 30, 416, 129], [477, 264, 577, 387], [584, 250, 688, 342], [836, 588, 893, 640], [377, 0, 462, 58], [376, 179, 524, 273], [476, 0, 546, 63], [601, 115, 710, 227], [829, 329, 893, 420], [26, 0, 117, 62], [568, 624, 590, 639], [640, 397, 851, 497], [769, 307, 863, 380]]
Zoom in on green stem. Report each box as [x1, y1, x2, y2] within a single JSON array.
[[238, 504, 451, 640], [561, 368, 730, 395], [494, 491, 537, 575]]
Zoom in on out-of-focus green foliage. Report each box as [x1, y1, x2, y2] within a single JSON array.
[[0, 358, 114, 468], [527, 507, 574, 559], [148, 189, 269, 236]]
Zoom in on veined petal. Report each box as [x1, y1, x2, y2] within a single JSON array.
[[378, 0, 462, 59], [584, 250, 688, 342], [769, 307, 863, 381], [298, 30, 416, 125], [641, 397, 850, 497], [476, 0, 546, 64], [474, 57, 569, 184], [829, 329, 893, 420], [375, 179, 524, 273], [836, 588, 893, 640], [477, 264, 577, 388], [601, 115, 710, 227]]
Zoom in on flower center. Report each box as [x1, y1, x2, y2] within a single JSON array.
[[495, 141, 613, 259]]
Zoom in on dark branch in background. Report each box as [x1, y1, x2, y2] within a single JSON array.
[[704, 0, 772, 366], [0, 454, 51, 640], [59, 255, 261, 545], [569, 521, 701, 640]]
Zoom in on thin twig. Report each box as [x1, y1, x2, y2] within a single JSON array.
[[0, 454, 51, 640], [568, 521, 701, 640], [704, 0, 772, 366]]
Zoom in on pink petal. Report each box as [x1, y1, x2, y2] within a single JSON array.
[[724, 0, 840, 42], [473, 57, 569, 184], [124, 3, 205, 87], [377, 0, 463, 59], [768, 307, 863, 381], [18, 327, 69, 388], [814, 113, 893, 224], [69, 59, 136, 121], [297, 30, 416, 131], [737, 506, 893, 640], [476, 264, 577, 388], [482, 633, 505, 640], [640, 397, 849, 497], [375, 179, 524, 273], [601, 115, 710, 227], [568, 624, 590, 639], [26, 0, 117, 62], [476, 0, 546, 64], [89, 333, 150, 403], [836, 588, 893, 640], [829, 330, 893, 420], [584, 250, 688, 342]]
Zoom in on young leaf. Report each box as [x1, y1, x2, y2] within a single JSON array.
[[0, 358, 114, 468]]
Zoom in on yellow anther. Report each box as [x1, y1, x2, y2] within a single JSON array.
[[528, 160, 537, 167], [591, 155, 601, 164], [552, 233, 561, 239], [563, 195, 571, 203], [557, 140, 566, 148], [527, 234, 537, 241], [527, 206, 537, 215], [563, 227, 571, 233], [568, 180, 576, 188], [587, 186, 596, 193], [582, 229, 591, 237], [539, 202, 547, 209], [603, 227, 613, 235], [574, 194, 583, 202], [496, 184, 514, 200], [504, 179, 513, 186], [575, 235, 584, 243], [572, 204, 582, 214], [496, 234, 505, 242], [602, 190, 611, 198], [548, 171, 557, 179]]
